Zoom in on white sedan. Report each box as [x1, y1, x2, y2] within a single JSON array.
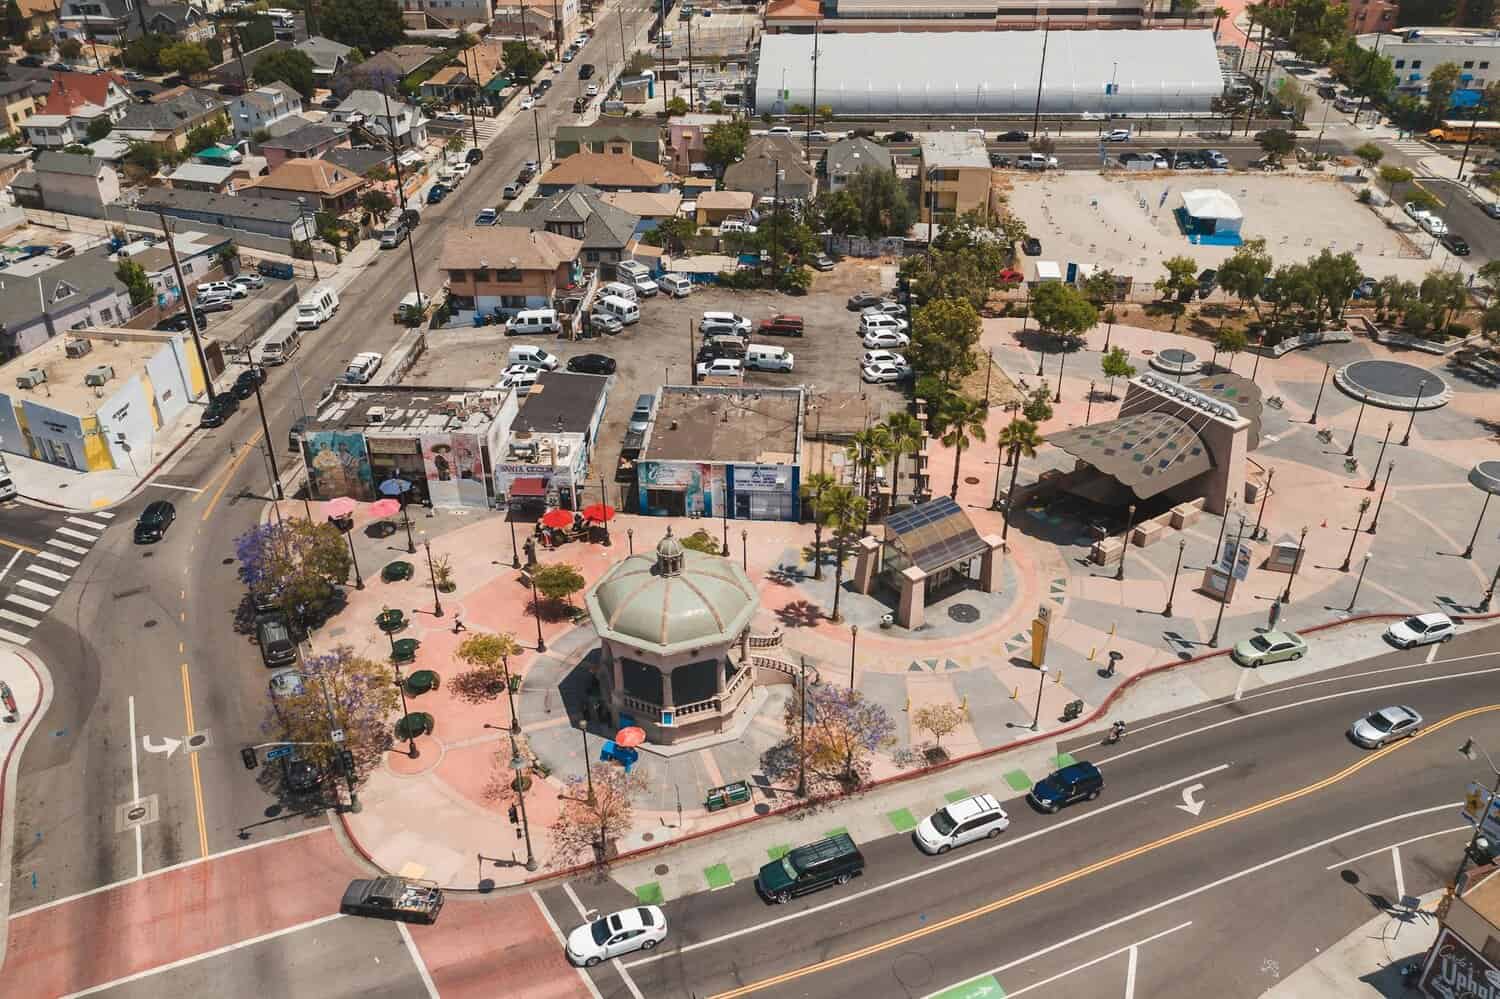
[[566, 906, 667, 967], [520, 95, 535, 110], [862, 361, 911, 383], [503, 363, 544, 378], [585, 83, 599, 97], [1384, 612, 1455, 649], [861, 349, 907, 368], [862, 330, 911, 349]]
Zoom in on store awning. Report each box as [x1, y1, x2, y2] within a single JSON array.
[[509, 477, 547, 497]]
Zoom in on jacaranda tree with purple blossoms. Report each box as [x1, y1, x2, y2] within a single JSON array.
[[235, 519, 351, 618], [263, 645, 398, 782], [761, 683, 896, 793]]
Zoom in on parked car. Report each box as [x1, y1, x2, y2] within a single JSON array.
[[585, 83, 599, 97], [861, 349, 908, 369], [133, 500, 176, 543], [862, 361, 911, 384], [696, 357, 743, 379], [989, 153, 1012, 167], [567, 353, 617, 374], [230, 273, 265, 291], [589, 312, 623, 334], [196, 280, 247, 299], [755, 833, 864, 904], [503, 181, 523, 199], [288, 416, 310, 451], [914, 793, 1009, 854], [198, 393, 239, 427], [886, 130, 915, 143], [700, 311, 752, 335], [861, 330, 910, 349], [565, 906, 667, 967], [862, 301, 906, 318], [1231, 629, 1307, 667], [579, 63, 595, 79], [427, 184, 450, 204], [343, 352, 383, 384], [811, 253, 835, 271], [1484, 201, 1500, 220], [1442, 232, 1471, 255], [758, 314, 805, 336], [1105, 128, 1132, 141], [520, 95, 535, 110], [232, 366, 266, 399], [475, 208, 498, 225], [1385, 612, 1455, 648], [465, 148, 483, 164], [1028, 761, 1104, 813], [996, 130, 1029, 142], [255, 610, 297, 667], [1348, 705, 1423, 748], [1353, 277, 1379, 299], [1022, 237, 1042, 256], [153, 309, 208, 333], [195, 295, 235, 313], [847, 291, 885, 310]]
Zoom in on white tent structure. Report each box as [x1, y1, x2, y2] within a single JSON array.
[[754, 30, 1224, 117], [1179, 188, 1243, 236]]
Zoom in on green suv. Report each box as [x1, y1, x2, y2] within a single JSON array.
[[755, 833, 864, 904]]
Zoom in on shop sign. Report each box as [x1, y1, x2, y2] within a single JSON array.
[[1420, 927, 1500, 999], [733, 465, 788, 492]]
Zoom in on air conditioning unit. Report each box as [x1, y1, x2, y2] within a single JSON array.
[[64, 338, 93, 358], [15, 368, 46, 390], [83, 364, 114, 387]]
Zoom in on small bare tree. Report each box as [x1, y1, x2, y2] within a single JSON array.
[[451, 631, 524, 704], [913, 702, 966, 757], [549, 764, 647, 868]]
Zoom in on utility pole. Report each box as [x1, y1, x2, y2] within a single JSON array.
[[243, 360, 282, 499], [684, 9, 695, 113], [380, 85, 424, 308], [806, 24, 820, 162], [519, 0, 546, 170], [1030, 20, 1050, 136], [155, 212, 216, 405]]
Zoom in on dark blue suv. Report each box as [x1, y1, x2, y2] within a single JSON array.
[[1028, 761, 1104, 813]]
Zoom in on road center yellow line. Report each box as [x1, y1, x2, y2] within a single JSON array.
[[0, 537, 40, 555], [709, 704, 1500, 998], [180, 663, 209, 860], [196, 428, 264, 519]]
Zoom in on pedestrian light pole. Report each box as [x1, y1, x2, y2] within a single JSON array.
[[1346, 552, 1372, 612], [1163, 537, 1185, 618], [1281, 525, 1309, 604], [1030, 664, 1049, 731], [1208, 514, 1247, 648], [510, 733, 538, 871]]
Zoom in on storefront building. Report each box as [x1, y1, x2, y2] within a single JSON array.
[[493, 372, 610, 509]]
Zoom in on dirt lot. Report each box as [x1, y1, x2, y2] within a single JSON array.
[[403, 260, 910, 499]]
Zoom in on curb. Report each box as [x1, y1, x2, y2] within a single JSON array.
[[19, 420, 201, 513], [0, 646, 53, 971], [337, 607, 1500, 896]]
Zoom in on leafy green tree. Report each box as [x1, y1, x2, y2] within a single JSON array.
[[123, 140, 162, 174], [1353, 142, 1384, 173], [532, 562, 586, 607], [642, 215, 697, 254], [933, 393, 987, 499], [1425, 62, 1463, 122], [996, 419, 1043, 540], [880, 411, 924, 507], [703, 118, 750, 174], [58, 37, 83, 61], [1080, 268, 1117, 309], [1480, 303, 1500, 344], [899, 213, 1007, 311], [1212, 326, 1248, 372], [1419, 270, 1468, 332], [817, 483, 867, 623], [1272, 78, 1309, 123], [1379, 165, 1414, 202], [1265, 262, 1319, 329], [1478, 259, 1500, 293], [262, 645, 399, 785], [817, 189, 862, 236], [1155, 255, 1199, 330], [160, 41, 213, 78], [1030, 281, 1097, 350], [800, 472, 837, 580], [360, 189, 393, 217], [665, 96, 689, 116], [1100, 346, 1136, 399], [20, 33, 49, 55], [253, 48, 317, 98], [235, 519, 353, 618], [1306, 249, 1362, 322], [1256, 127, 1296, 162], [183, 118, 229, 155], [1021, 385, 1053, 424], [908, 297, 981, 389], [845, 424, 892, 528], [1217, 238, 1272, 318], [841, 165, 916, 238], [114, 258, 153, 307], [451, 631, 524, 704], [319, 0, 405, 55]]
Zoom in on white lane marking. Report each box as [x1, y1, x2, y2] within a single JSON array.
[[1324, 825, 1468, 869], [919, 804, 1458, 999], [0, 609, 41, 628], [616, 962, 646, 999], [397, 923, 439, 999], [531, 890, 605, 999], [6, 594, 50, 613], [54, 527, 97, 543], [1094, 665, 1500, 767], [0, 627, 31, 645], [36, 552, 79, 568], [58, 913, 344, 998], [25, 565, 69, 583], [128, 695, 143, 879], [1392, 846, 1405, 903], [1233, 667, 1253, 701], [46, 538, 88, 555], [16, 579, 59, 598], [146, 481, 204, 494], [928, 923, 1192, 999], [1426, 644, 1440, 664], [1124, 943, 1140, 999], [562, 882, 591, 919], [92, 510, 115, 519], [625, 764, 1231, 968], [10, 826, 331, 919], [64, 517, 106, 532], [0, 549, 21, 584]]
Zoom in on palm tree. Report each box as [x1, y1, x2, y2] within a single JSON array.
[[819, 483, 867, 623], [1212, 4, 1229, 36], [845, 424, 892, 532], [799, 472, 837, 580], [880, 411, 924, 506], [997, 419, 1044, 541], [934, 393, 988, 499]]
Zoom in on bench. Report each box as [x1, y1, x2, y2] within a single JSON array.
[[705, 780, 752, 811], [382, 561, 414, 583]]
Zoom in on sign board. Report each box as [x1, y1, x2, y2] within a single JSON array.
[[1418, 927, 1500, 999], [1462, 781, 1500, 841], [330, 728, 345, 744], [264, 745, 294, 761], [1031, 607, 1051, 667], [1218, 540, 1253, 581]]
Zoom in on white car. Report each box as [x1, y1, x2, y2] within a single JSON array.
[[1402, 201, 1429, 222], [914, 794, 1009, 854], [503, 362, 543, 378], [1420, 214, 1449, 237], [700, 312, 752, 335], [230, 273, 265, 290], [1104, 128, 1132, 141], [861, 349, 907, 368], [495, 369, 539, 395], [720, 218, 757, 234], [696, 357, 743, 378], [862, 330, 910, 349], [862, 361, 910, 383], [342, 351, 383, 384], [196, 280, 248, 299], [521, 95, 535, 110], [861, 301, 907, 319], [449, 160, 471, 181], [1348, 705, 1424, 748], [585, 83, 599, 97], [858, 314, 908, 335], [1384, 612, 1455, 649], [566, 906, 667, 967]]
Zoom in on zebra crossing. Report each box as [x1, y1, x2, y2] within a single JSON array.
[[0, 510, 113, 647], [1389, 137, 1435, 158]]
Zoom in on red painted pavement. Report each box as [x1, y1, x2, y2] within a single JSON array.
[[408, 892, 591, 999], [5, 828, 361, 996]]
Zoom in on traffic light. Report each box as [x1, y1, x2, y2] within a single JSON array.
[[240, 746, 258, 770], [338, 750, 355, 775]]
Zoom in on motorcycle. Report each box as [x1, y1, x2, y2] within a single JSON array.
[[1104, 721, 1127, 745]]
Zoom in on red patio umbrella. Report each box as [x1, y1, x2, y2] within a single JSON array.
[[325, 497, 357, 519], [540, 508, 574, 529], [368, 498, 401, 518], [615, 726, 647, 749], [582, 503, 616, 523]]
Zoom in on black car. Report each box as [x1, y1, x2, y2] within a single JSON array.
[[133, 500, 176, 544], [535, 78, 552, 94], [1443, 233, 1471, 256], [579, 63, 595, 79], [755, 833, 865, 904], [1022, 236, 1042, 256], [232, 366, 266, 399], [47, 62, 70, 72], [566, 353, 617, 374], [886, 130, 915, 143], [989, 153, 1012, 167], [153, 309, 209, 333], [198, 393, 239, 428], [256, 610, 297, 667], [996, 130, 1029, 142], [847, 291, 885, 310], [465, 147, 483, 164], [1028, 761, 1104, 813], [399, 208, 420, 229], [17, 55, 43, 68]]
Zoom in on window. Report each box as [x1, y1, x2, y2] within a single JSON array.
[[1394, 58, 1405, 68], [1412, 60, 1422, 68], [1483, 61, 1491, 69], [473, 268, 488, 281], [585, 250, 599, 262], [1464, 60, 1474, 69]]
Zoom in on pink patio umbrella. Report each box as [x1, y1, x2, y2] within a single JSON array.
[[324, 497, 357, 519], [368, 498, 402, 518]]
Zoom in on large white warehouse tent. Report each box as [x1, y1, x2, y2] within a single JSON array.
[[754, 30, 1225, 116]]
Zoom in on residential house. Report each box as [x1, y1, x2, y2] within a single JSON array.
[[57, 0, 145, 43], [537, 146, 674, 196], [7, 152, 121, 216], [554, 122, 661, 163], [246, 158, 366, 214], [918, 132, 991, 222], [116, 230, 232, 300], [139, 3, 212, 41], [600, 190, 682, 230], [228, 82, 304, 140], [323, 146, 394, 178], [666, 113, 729, 175], [113, 89, 228, 153], [22, 71, 132, 148], [491, 2, 556, 41], [439, 226, 583, 318], [695, 189, 753, 226], [258, 122, 347, 170], [512, 185, 640, 274], [0, 78, 43, 139], [420, 65, 479, 105], [13, 0, 59, 37], [292, 36, 354, 83], [138, 188, 311, 239], [351, 44, 443, 87], [165, 161, 238, 193], [722, 135, 815, 202], [0, 153, 32, 187], [401, 0, 494, 31], [0, 247, 134, 361], [824, 136, 893, 192], [329, 90, 427, 150]]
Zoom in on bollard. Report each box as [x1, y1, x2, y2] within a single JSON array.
[[1053, 670, 1063, 685], [1087, 647, 1097, 662], [1010, 685, 1020, 700]]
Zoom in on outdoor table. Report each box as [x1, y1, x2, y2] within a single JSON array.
[[391, 638, 420, 664], [382, 561, 414, 583], [406, 669, 440, 695], [377, 609, 406, 634]]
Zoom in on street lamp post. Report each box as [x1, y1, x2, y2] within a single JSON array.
[[1367, 422, 1392, 490], [339, 518, 364, 589], [1115, 503, 1137, 581], [578, 719, 595, 803], [1481, 560, 1500, 611], [1164, 538, 1185, 617], [1346, 552, 1372, 612], [501, 654, 521, 734], [741, 529, 748, 571], [1280, 525, 1309, 604], [1344, 393, 1369, 457], [509, 513, 521, 569], [1340, 498, 1371, 572], [1401, 379, 1430, 446], [393, 662, 419, 758], [1463, 491, 1493, 560], [1454, 739, 1500, 889], [1309, 363, 1330, 424], [849, 624, 858, 689], [721, 507, 730, 556], [1053, 342, 1066, 403], [1208, 514, 1247, 648], [1085, 380, 1096, 424], [399, 494, 415, 554], [510, 734, 538, 871], [1029, 664, 1049, 731], [796, 657, 808, 797], [627, 527, 634, 556], [1368, 461, 1394, 534], [422, 537, 444, 617], [529, 569, 546, 653], [1251, 467, 1274, 541]]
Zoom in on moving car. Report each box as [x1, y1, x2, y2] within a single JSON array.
[[1230, 629, 1307, 667], [1022, 237, 1042, 256], [565, 906, 667, 967], [1104, 128, 1132, 141], [914, 793, 1009, 854], [341, 877, 444, 924], [1442, 232, 1471, 255], [566, 353, 617, 374], [133, 500, 176, 543], [465, 148, 483, 164], [426, 184, 450, 204], [1385, 612, 1455, 648], [755, 833, 864, 904], [520, 95, 534, 110], [232, 366, 266, 399], [861, 329, 910, 349], [996, 130, 1029, 142], [198, 393, 239, 427], [475, 208, 498, 225], [1348, 705, 1423, 748], [585, 83, 599, 97], [255, 610, 297, 667], [1028, 761, 1104, 813]]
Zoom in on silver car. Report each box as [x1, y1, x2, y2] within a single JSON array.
[[1348, 705, 1423, 748]]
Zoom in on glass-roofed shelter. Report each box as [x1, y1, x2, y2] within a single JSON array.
[[852, 497, 1004, 629]]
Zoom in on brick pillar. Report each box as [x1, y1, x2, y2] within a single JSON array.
[[898, 566, 927, 629], [853, 535, 881, 594], [978, 534, 1005, 593]]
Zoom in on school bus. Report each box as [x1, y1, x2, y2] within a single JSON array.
[[1427, 120, 1500, 143]]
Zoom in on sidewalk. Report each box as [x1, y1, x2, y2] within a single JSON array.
[[0, 644, 51, 971], [1264, 890, 1440, 998]]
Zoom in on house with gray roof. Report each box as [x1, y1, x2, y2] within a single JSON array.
[[259, 122, 348, 169], [330, 89, 426, 149], [137, 188, 309, 239], [228, 82, 304, 139], [512, 184, 641, 274], [323, 146, 393, 177], [293, 36, 354, 80], [113, 90, 228, 153], [723, 135, 815, 203], [823, 136, 893, 193], [7, 152, 121, 217], [0, 247, 133, 361]]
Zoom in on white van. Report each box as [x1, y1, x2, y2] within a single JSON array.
[[658, 273, 692, 298], [506, 308, 561, 336], [295, 286, 340, 330], [506, 344, 559, 369], [745, 344, 794, 372], [601, 281, 639, 303], [260, 329, 302, 365], [597, 294, 640, 325], [616, 261, 659, 297]]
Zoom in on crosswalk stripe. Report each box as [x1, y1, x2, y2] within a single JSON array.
[[17, 579, 60, 598], [26, 565, 69, 582], [64, 517, 107, 532], [92, 510, 116, 519], [6, 594, 50, 613], [37, 551, 80, 567], [0, 608, 42, 627], [47, 539, 89, 555], [0, 627, 31, 645], [55, 527, 98, 542]]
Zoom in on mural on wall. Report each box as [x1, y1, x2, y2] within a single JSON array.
[[422, 432, 487, 507], [638, 461, 711, 514], [303, 430, 375, 500]]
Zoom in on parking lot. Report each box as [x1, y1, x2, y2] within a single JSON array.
[[403, 258, 907, 504]]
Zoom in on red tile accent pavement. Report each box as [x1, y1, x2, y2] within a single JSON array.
[[408, 892, 591, 999]]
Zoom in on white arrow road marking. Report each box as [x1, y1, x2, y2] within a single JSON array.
[[1176, 783, 1206, 816], [141, 735, 182, 758]]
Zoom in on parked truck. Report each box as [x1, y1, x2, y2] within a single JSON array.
[[339, 877, 444, 924]]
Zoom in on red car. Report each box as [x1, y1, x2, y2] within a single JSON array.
[[998, 268, 1024, 287], [758, 314, 804, 337]]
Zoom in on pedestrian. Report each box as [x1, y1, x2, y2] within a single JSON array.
[[452, 613, 466, 634]]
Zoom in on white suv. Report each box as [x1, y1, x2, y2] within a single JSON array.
[[196, 280, 247, 299], [1017, 152, 1058, 170], [696, 357, 743, 379], [914, 794, 1009, 854]]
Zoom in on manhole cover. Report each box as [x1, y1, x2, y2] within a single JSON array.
[[654, 864, 669, 875], [642, 832, 654, 842], [948, 604, 980, 623], [115, 795, 159, 832], [186, 731, 210, 750], [964, 476, 980, 485]]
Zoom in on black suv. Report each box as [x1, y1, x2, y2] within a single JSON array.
[[232, 366, 266, 399], [255, 610, 298, 668], [153, 309, 208, 333], [198, 393, 239, 427], [1029, 761, 1104, 813], [133, 500, 176, 544], [579, 63, 595, 80], [755, 833, 865, 903]]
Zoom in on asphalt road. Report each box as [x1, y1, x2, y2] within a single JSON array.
[[541, 623, 1500, 999], [5, 4, 665, 914]]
